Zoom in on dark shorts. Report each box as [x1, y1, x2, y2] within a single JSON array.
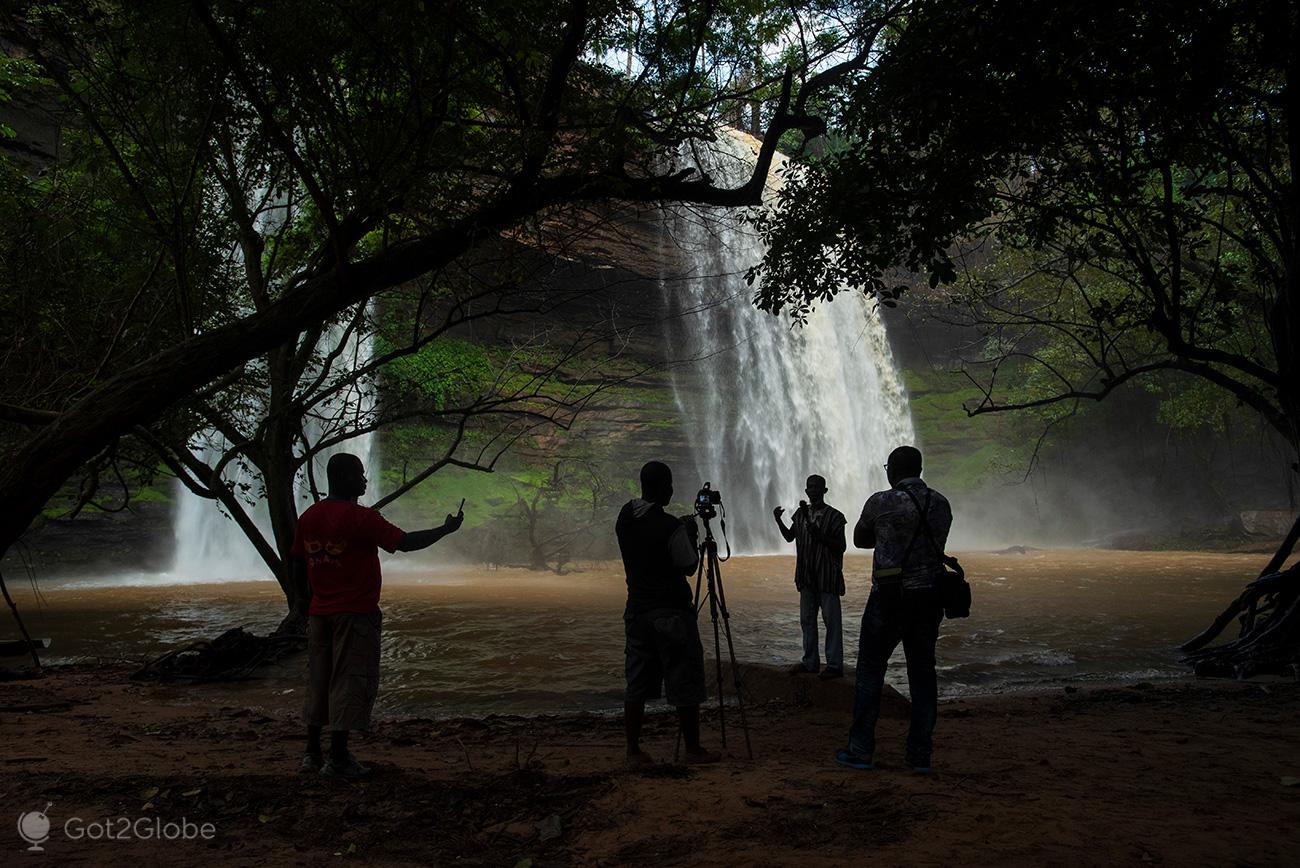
[[624, 607, 708, 707], [304, 610, 382, 732]]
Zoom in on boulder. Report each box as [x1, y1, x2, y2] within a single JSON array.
[[1239, 510, 1295, 538]]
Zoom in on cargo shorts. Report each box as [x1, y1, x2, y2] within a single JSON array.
[[304, 610, 382, 732], [624, 607, 708, 707]]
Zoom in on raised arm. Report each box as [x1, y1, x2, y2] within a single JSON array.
[[773, 506, 796, 542], [397, 510, 464, 552]]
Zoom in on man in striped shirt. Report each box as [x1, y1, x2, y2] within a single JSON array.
[[774, 474, 848, 679]]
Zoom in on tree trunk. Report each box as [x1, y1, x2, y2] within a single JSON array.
[[262, 428, 309, 616]]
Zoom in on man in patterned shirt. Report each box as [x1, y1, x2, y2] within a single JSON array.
[[774, 474, 847, 679], [836, 446, 952, 774]]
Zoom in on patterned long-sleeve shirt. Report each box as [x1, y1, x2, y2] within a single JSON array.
[[854, 478, 952, 589], [792, 503, 847, 596]]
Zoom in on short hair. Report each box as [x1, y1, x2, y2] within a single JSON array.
[[887, 445, 922, 478], [326, 452, 364, 489], [805, 474, 827, 489], [640, 460, 672, 499]]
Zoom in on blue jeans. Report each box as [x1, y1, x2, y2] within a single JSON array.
[[848, 584, 944, 765], [799, 588, 843, 671]]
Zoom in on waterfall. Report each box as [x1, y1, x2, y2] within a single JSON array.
[[169, 313, 378, 581], [664, 130, 915, 553]]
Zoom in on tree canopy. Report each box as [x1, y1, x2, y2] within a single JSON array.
[[753, 0, 1300, 459], [0, 0, 891, 558]]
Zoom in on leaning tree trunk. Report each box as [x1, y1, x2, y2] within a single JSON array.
[[1181, 513, 1300, 678]]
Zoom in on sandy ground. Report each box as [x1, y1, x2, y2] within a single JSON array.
[[2, 663, 1299, 866]]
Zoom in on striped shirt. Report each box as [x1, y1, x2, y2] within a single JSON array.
[[792, 504, 847, 596]]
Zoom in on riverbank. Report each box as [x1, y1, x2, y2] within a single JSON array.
[[3, 663, 1298, 865]]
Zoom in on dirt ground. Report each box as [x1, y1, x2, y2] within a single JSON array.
[[2, 663, 1299, 866]]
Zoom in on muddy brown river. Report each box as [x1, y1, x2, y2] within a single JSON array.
[[7, 550, 1285, 716]]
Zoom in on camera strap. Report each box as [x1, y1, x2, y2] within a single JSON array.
[[718, 505, 731, 561]]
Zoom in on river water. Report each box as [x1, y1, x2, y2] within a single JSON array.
[[9, 550, 1277, 716]]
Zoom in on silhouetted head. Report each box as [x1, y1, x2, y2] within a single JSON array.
[[326, 453, 367, 500], [639, 460, 673, 507], [885, 446, 922, 487], [805, 474, 828, 506]]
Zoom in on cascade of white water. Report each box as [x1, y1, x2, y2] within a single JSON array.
[[169, 314, 378, 581], [665, 130, 915, 553]]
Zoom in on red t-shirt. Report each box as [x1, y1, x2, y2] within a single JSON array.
[[290, 500, 405, 615]]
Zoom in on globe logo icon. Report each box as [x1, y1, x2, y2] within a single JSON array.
[[17, 803, 53, 852]]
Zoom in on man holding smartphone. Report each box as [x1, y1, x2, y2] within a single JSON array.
[[291, 452, 464, 777]]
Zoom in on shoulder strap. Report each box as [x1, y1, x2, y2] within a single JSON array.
[[900, 487, 943, 559], [901, 487, 964, 579]]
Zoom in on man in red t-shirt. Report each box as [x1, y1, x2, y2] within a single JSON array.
[[291, 452, 463, 777]]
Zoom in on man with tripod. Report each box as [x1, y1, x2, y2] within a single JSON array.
[[616, 461, 721, 766], [774, 474, 847, 679], [837, 446, 952, 774]]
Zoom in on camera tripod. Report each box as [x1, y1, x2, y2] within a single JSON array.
[[680, 510, 754, 760]]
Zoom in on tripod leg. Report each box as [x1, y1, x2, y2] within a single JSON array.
[[679, 550, 706, 763], [707, 548, 727, 749], [713, 562, 754, 759]]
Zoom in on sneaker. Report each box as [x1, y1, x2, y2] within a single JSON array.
[[787, 663, 816, 676], [299, 752, 323, 774], [905, 757, 932, 774], [834, 750, 873, 770], [818, 667, 844, 680], [321, 753, 372, 778]]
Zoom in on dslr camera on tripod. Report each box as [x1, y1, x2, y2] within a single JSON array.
[[694, 482, 722, 520]]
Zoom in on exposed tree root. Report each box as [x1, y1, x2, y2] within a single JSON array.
[[1182, 513, 1300, 679], [132, 627, 305, 682]]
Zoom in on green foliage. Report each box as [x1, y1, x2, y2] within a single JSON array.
[[899, 366, 1025, 496], [0, 55, 45, 139], [375, 337, 493, 409]]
